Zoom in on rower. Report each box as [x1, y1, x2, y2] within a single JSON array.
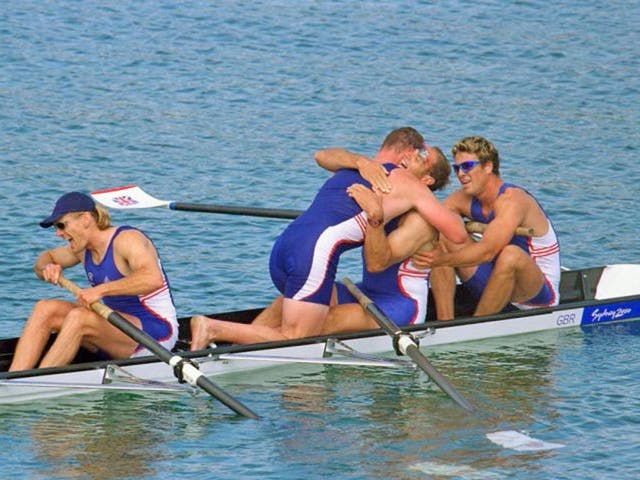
[[9, 191, 178, 371], [412, 136, 561, 318], [190, 127, 468, 348]]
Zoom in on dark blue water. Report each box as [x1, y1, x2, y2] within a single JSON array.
[[1, 0, 639, 478]]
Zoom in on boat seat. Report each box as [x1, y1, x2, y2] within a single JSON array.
[[559, 266, 603, 303]]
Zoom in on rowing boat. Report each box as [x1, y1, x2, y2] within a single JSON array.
[[1, 263, 639, 405]]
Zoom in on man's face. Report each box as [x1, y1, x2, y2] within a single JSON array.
[[401, 144, 433, 180], [53, 212, 88, 253], [453, 151, 487, 194]]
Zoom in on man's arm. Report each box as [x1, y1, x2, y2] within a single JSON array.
[[387, 168, 468, 244], [418, 190, 528, 268], [34, 246, 81, 282], [365, 212, 436, 272], [346, 185, 435, 272], [314, 148, 369, 171], [315, 148, 391, 193]]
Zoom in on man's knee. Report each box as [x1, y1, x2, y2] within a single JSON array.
[[61, 307, 93, 334], [494, 245, 529, 272], [32, 298, 59, 315], [30, 299, 65, 329]]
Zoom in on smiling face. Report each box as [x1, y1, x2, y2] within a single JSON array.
[[453, 151, 493, 196], [451, 136, 500, 196], [400, 144, 433, 179]]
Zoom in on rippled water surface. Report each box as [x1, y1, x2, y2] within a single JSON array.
[[1, 0, 639, 478]]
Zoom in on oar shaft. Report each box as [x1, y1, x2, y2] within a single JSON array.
[[171, 202, 302, 220], [402, 343, 475, 412], [342, 277, 475, 413], [171, 205, 533, 237], [57, 276, 259, 419]]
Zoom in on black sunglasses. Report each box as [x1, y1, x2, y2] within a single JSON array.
[[53, 212, 85, 231]]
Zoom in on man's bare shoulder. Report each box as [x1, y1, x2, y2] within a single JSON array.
[[444, 188, 470, 210], [399, 212, 438, 246], [387, 167, 436, 198], [112, 228, 154, 252], [495, 186, 534, 209], [400, 210, 432, 229]]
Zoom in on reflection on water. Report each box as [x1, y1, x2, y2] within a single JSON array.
[[2, 394, 169, 479], [230, 330, 566, 479], [0, 325, 638, 478], [0, 391, 237, 479]]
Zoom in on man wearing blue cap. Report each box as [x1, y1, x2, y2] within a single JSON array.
[[9, 191, 178, 371]]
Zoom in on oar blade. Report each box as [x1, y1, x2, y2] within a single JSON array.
[[91, 185, 171, 209]]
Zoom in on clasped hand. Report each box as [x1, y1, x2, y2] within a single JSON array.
[[411, 242, 445, 268], [346, 184, 384, 222]]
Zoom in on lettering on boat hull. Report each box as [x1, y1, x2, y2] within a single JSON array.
[[582, 299, 640, 325]]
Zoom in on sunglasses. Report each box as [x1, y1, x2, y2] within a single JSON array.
[[53, 220, 69, 231], [417, 143, 429, 163], [53, 212, 85, 231], [452, 160, 481, 174]]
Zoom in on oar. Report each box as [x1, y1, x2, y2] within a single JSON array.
[[342, 277, 475, 413], [91, 185, 301, 219], [466, 221, 534, 237], [57, 276, 259, 419], [91, 186, 534, 236]]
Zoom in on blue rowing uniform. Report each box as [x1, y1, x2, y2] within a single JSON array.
[[463, 183, 561, 309], [270, 165, 397, 305], [84, 226, 178, 357], [335, 217, 430, 326]]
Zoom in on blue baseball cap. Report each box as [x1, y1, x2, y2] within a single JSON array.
[[40, 192, 96, 228]]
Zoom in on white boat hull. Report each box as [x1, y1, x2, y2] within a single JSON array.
[[1, 264, 639, 405], [1, 296, 639, 405]]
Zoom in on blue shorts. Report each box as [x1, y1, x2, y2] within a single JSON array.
[[462, 262, 556, 308], [335, 281, 421, 327], [269, 218, 364, 305]]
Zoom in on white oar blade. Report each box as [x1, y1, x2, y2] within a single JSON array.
[[486, 430, 565, 451], [409, 461, 505, 479], [91, 185, 170, 209]]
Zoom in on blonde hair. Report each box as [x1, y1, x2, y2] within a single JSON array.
[[91, 204, 112, 230], [428, 147, 451, 192], [452, 136, 500, 176]]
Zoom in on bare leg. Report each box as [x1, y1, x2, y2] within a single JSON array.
[[190, 297, 330, 350], [9, 299, 75, 372], [321, 303, 377, 334], [252, 296, 283, 327], [39, 308, 138, 368], [190, 295, 288, 350], [474, 245, 545, 316], [429, 235, 477, 321], [190, 315, 294, 349], [281, 298, 328, 338], [429, 266, 457, 320]]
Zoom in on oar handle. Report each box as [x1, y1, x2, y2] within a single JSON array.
[[465, 221, 534, 237], [57, 276, 259, 419], [342, 277, 475, 413]]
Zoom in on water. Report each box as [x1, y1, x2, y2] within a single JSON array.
[[1, 0, 639, 478]]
